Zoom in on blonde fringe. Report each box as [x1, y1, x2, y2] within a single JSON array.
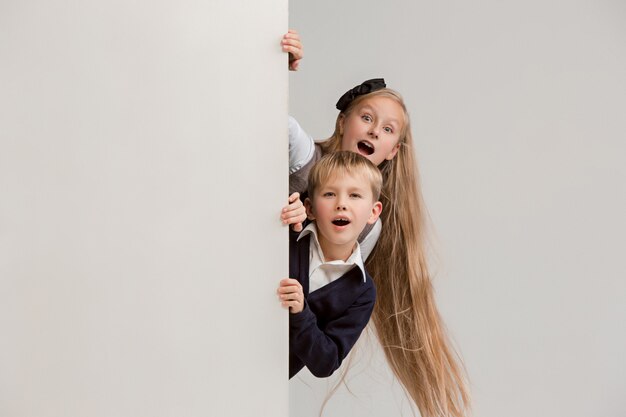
[[319, 89, 471, 417]]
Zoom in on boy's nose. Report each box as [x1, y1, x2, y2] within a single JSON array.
[[336, 204, 347, 211]]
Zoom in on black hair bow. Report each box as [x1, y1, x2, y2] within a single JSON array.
[[335, 78, 386, 111]]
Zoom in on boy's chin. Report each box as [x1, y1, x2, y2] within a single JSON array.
[[318, 229, 356, 244]]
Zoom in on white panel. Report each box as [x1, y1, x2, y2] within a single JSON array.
[[1, 1, 287, 416]]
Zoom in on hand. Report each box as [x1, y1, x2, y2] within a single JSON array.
[[282, 29, 303, 71], [277, 278, 304, 314], [281, 192, 306, 232]]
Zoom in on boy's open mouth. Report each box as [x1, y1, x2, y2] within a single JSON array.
[[357, 141, 374, 156], [332, 218, 351, 226]]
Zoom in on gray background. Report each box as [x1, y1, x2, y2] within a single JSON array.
[[1, 1, 288, 416], [289, 1, 626, 416]]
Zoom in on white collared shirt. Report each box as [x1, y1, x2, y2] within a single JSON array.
[[298, 223, 367, 293]]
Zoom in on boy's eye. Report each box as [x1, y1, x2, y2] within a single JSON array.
[[322, 192, 335, 197], [350, 193, 362, 199]]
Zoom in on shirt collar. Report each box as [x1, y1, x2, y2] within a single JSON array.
[[298, 223, 367, 283]]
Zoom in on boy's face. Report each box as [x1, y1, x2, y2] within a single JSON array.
[[305, 172, 382, 261]]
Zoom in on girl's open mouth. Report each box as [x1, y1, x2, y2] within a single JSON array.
[[357, 141, 374, 155]]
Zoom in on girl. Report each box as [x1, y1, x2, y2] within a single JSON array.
[[283, 75, 471, 417]]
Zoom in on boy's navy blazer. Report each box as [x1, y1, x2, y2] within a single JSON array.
[[288, 230, 376, 379]]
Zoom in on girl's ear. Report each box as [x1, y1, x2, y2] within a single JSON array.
[[338, 114, 345, 136], [385, 142, 401, 161], [304, 198, 316, 220], [367, 201, 383, 224]]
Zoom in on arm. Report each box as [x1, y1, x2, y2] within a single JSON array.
[[288, 115, 315, 174], [288, 285, 376, 378]]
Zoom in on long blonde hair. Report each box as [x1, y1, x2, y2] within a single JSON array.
[[319, 88, 471, 417]]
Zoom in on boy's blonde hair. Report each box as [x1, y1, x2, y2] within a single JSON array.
[[307, 151, 382, 202], [319, 87, 471, 417]]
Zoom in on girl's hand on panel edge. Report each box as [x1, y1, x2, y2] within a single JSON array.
[[277, 278, 304, 314], [282, 29, 302, 71], [281, 192, 305, 232]]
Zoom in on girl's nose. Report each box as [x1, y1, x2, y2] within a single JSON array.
[[368, 126, 379, 139]]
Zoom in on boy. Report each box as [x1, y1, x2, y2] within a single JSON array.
[[277, 151, 383, 378]]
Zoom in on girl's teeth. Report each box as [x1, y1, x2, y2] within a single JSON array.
[[357, 141, 374, 155]]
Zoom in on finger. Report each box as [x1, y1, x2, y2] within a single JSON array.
[[282, 214, 306, 227], [277, 284, 297, 292], [282, 216, 306, 227], [283, 196, 302, 212], [279, 292, 302, 301], [281, 205, 304, 223], [281, 38, 302, 48], [280, 278, 302, 288], [281, 207, 304, 219], [278, 280, 298, 289], [283, 31, 301, 42], [285, 49, 303, 63], [281, 35, 301, 45], [277, 284, 297, 293], [277, 286, 296, 295], [282, 214, 306, 226], [278, 294, 300, 307], [282, 205, 303, 216], [281, 207, 300, 218], [282, 217, 303, 226], [282, 43, 303, 55], [281, 34, 301, 43], [282, 300, 303, 309], [292, 222, 303, 232], [288, 192, 300, 203], [277, 284, 302, 295]]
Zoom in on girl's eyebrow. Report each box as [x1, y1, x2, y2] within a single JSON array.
[[360, 105, 400, 126]]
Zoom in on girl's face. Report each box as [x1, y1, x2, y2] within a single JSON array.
[[339, 96, 404, 166]]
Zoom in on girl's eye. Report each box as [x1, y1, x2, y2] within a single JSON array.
[[361, 114, 372, 122], [384, 126, 393, 133]]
